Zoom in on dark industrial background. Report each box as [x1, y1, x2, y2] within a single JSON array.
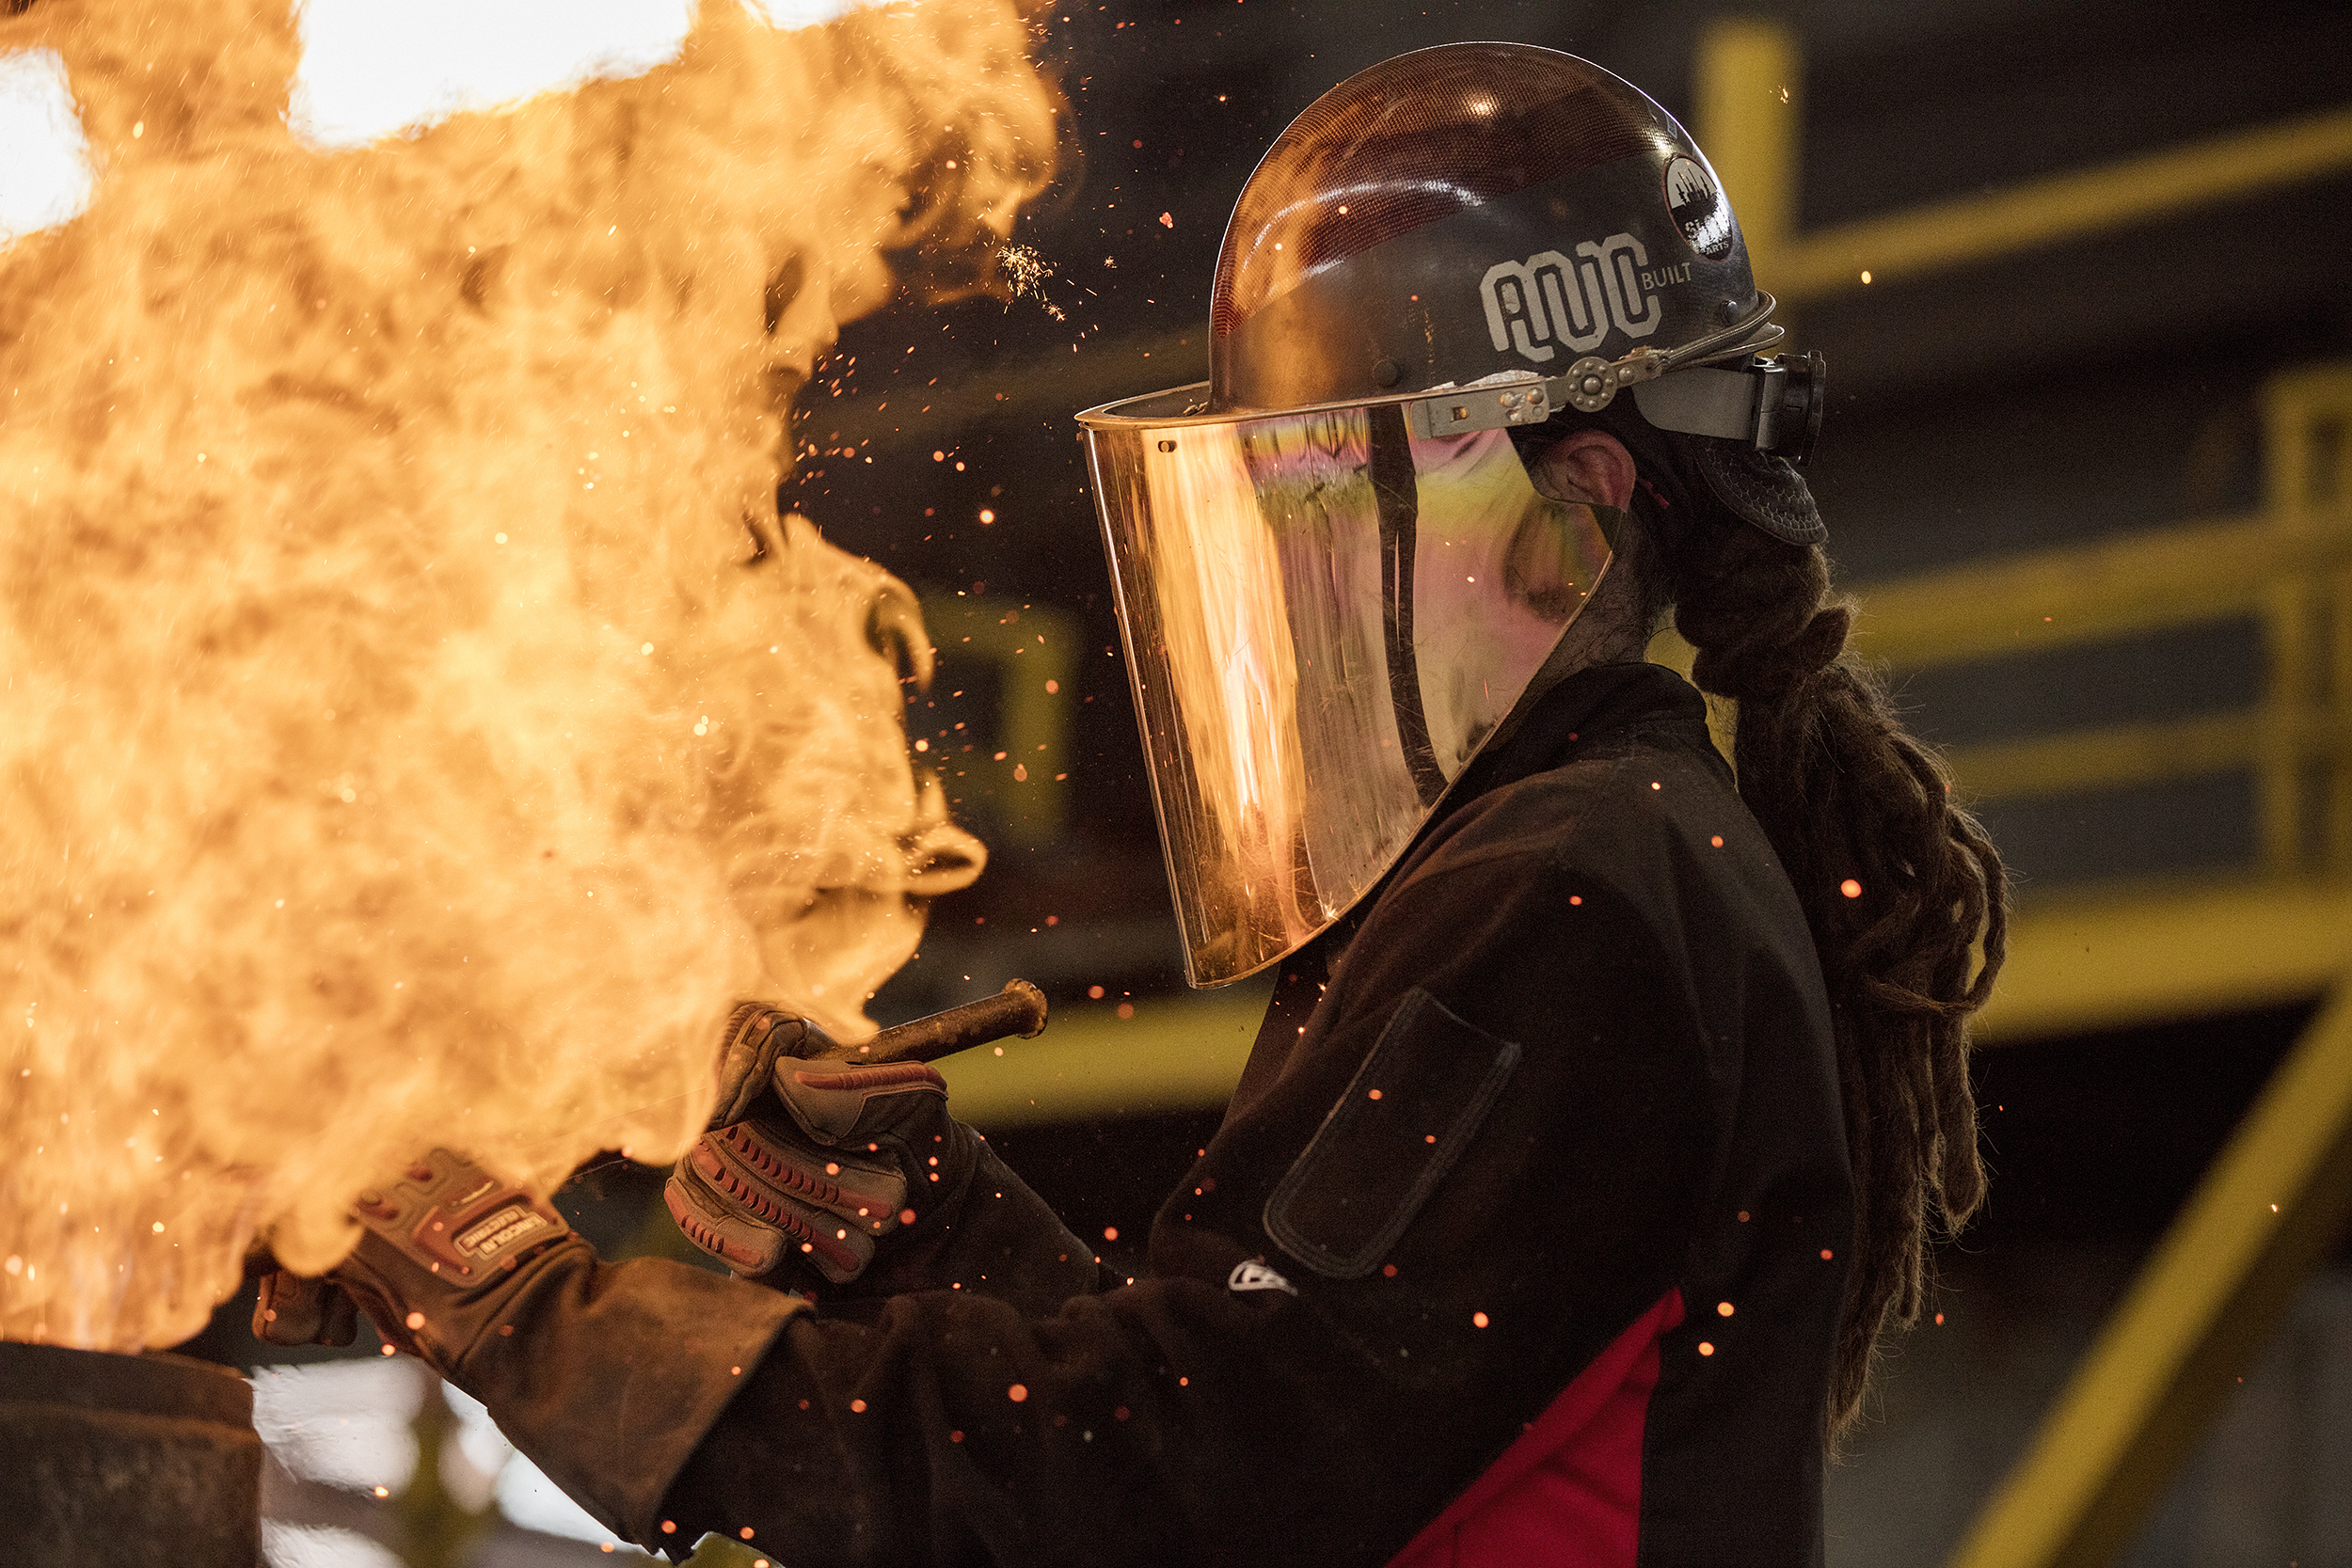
[[178, 2, 2352, 1562]]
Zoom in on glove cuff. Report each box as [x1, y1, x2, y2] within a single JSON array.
[[327, 1148, 574, 1373], [344, 1238, 804, 1548], [459, 1253, 804, 1548]]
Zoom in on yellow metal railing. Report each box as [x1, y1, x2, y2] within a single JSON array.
[[1880, 362, 2352, 1568], [1696, 19, 2352, 883], [1691, 24, 2352, 1567], [1853, 364, 2352, 880], [1695, 20, 2352, 308], [1949, 974, 2352, 1568], [920, 594, 1077, 848]]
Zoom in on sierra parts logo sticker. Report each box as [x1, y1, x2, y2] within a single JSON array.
[[1664, 153, 1735, 259], [1481, 234, 1678, 364]]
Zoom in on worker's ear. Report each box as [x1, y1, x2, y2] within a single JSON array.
[[1530, 430, 1636, 513]]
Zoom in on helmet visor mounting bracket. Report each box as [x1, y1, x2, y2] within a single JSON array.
[[1077, 291, 1785, 436], [1629, 343, 1829, 467], [1389, 292, 1820, 462]]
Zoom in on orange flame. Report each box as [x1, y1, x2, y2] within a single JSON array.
[[1138, 432, 1315, 946], [0, 0, 1053, 1350]]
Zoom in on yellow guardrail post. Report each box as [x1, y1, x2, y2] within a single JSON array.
[[2332, 556, 2352, 878], [1694, 20, 1802, 291], [1947, 973, 2352, 1568], [2263, 368, 2352, 878], [921, 595, 1077, 849], [2256, 369, 2352, 876]]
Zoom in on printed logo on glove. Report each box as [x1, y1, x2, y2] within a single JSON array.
[[253, 1147, 573, 1356], [353, 1148, 569, 1281]]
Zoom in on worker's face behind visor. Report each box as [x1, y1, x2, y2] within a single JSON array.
[[1082, 388, 1618, 985]]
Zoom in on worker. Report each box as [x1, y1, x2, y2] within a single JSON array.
[[259, 43, 2005, 1566]]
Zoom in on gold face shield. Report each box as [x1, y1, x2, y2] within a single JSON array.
[[1080, 384, 1619, 986]]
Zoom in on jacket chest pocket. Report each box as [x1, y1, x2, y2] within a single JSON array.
[[1264, 988, 1521, 1279]]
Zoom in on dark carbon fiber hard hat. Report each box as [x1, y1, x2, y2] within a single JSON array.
[[1206, 42, 1823, 545]]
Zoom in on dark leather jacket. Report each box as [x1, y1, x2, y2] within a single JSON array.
[[461, 662, 1852, 1567]]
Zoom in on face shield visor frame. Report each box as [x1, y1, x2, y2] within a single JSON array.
[[1079, 381, 1624, 988]]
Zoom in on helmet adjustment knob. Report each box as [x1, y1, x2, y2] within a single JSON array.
[[1566, 356, 1618, 413]]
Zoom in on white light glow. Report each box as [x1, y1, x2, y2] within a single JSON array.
[[289, 0, 882, 148], [251, 1360, 652, 1552], [249, 1359, 424, 1495], [0, 2, 894, 238], [0, 50, 94, 242], [261, 1522, 405, 1568], [497, 1447, 650, 1547], [441, 1377, 631, 1544], [289, 0, 696, 147]]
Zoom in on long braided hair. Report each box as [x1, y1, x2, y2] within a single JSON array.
[[1599, 420, 2010, 1434]]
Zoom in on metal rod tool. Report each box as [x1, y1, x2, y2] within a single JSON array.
[[817, 978, 1049, 1066]]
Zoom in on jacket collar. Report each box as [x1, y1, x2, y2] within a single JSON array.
[[1454, 660, 1718, 804]]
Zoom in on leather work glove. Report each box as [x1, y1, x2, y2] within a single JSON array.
[[262, 1143, 804, 1549], [254, 1148, 591, 1369], [254, 1149, 568, 1354], [253, 1268, 360, 1347], [665, 1004, 961, 1284]]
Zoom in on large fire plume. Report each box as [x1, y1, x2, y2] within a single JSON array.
[[0, 0, 1055, 1351]]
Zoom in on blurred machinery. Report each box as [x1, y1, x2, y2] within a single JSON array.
[[0, 1340, 262, 1562]]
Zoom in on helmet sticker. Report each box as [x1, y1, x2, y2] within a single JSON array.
[[1664, 154, 1735, 260], [1480, 234, 1682, 365]]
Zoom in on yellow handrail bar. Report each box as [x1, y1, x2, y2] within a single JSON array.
[[1775, 107, 2352, 303]]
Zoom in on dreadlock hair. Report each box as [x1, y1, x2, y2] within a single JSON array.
[[1591, 413, 2009, 1436]]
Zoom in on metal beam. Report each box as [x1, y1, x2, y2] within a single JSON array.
[[1778, 106, 2352, 304], [939, 877, 2352, 1128], [1848, 513, 2352, 670], [1693, 21, 1802, 283], [1947, 973, 2352, 1568], [1972, 880, 2352, 1046], [1941, 711, 2262, 802], [937, 977, 1269, 1129], [938, 879, 2352, 1132], [1695, 22, 2352, 309], [1938, 707, 2352, 804]]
